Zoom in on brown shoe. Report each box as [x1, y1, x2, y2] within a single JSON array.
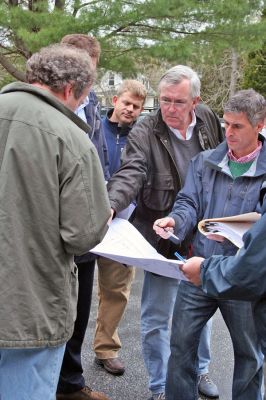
[[95, 357, 125, 375], [56, 386, 110, 400]]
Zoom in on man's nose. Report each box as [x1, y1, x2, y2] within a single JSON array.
[[225, 125, 233, 136], [126, 104, 134, 111], [168, 102, 177, 112]]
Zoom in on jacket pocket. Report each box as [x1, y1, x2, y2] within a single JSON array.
[[142, 173, 175, 211]]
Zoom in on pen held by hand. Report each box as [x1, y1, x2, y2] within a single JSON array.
[[174, 251, 187, 264], [163, 228, 180, 244], [155, 223, 180, 244]]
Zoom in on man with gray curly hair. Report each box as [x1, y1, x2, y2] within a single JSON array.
[[0, 44, 110, 400], [26, 44, 96, 108]]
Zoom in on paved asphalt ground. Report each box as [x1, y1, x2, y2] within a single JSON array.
[[82, 267, 234, 400]]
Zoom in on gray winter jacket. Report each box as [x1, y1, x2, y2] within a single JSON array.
[[0, 82, 110, 348]]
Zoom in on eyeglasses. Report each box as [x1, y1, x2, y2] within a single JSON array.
[[160, 98, 189, 108]]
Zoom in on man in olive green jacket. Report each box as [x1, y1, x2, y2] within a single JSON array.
[[0, 44, 110, 400]]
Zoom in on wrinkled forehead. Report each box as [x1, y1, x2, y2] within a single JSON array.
[[159, 80, 192, 99]]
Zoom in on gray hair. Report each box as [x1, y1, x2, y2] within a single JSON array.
[[26, 44, 96, 99], [224, 89, 266, 126], [158, 65, 201, 98]]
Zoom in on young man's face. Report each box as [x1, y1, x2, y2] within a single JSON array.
[[224, 112, 264, 158], [110, 91, 144, 126], [159, 79, 200, 131]]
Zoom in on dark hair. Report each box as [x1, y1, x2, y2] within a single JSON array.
[[61, 34, 101, 61]]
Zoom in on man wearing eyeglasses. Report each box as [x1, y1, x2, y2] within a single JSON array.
[[107, 65, 224, 400]]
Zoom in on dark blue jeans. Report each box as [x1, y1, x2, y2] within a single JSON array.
[[57, 259, 95, 394], [165, 281, 264, 400]]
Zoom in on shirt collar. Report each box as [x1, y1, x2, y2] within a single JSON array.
[[227, 141, 262, 163], [76, 96, 90, 114], [169, 111, 196, 140]]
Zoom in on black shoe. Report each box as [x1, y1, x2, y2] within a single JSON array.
[[198, 374, 219, 398], [95, 357, 125, 375]]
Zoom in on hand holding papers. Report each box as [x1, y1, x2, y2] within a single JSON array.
[[91, 218, 187, 281], [198, 212, 261, 248]]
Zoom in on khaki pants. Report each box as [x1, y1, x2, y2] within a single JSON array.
[[93, 256, 135, 359]]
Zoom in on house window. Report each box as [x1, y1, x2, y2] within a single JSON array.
[[108, 73, 115, 86]]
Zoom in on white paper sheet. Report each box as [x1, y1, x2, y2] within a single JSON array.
[[91, 218, 187, 280], [116, 202, 136, 220]]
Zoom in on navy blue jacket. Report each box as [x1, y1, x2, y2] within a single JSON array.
[[85, 91, 110, 180], [75, 91, 110, 263], [102, 109, 132, 177]]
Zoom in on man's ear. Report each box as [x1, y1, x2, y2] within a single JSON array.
[[112, 95, 118, 106], [257, 120, 265, 134], [63, 83, 73, 101], [192, 96, 201, 108]]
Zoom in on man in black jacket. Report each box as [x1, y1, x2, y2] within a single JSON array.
[[107, 65, 224, 400]]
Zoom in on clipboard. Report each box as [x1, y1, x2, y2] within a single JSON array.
[[198, 212, 261, 248]]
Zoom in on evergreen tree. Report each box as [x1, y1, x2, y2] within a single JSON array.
[[0, 0, 265, 110], [242, 43, 266, 97]]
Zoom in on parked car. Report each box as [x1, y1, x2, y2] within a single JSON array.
[[100, 106, 110, 118], [137, 109, 157, 122]]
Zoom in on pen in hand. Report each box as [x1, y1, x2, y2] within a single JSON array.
[[161, 229, 186, 263], [162, 228, 180, 244], [155, 222, 186, 264], [155, 222, 180, 244], [174, 251, 187, 264]]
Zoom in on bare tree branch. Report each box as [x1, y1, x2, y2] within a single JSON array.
[[0, 52, 26, 81], [104, 21, 231, 39], [229, 48, 238, 96]]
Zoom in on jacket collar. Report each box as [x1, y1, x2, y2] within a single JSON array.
[[153, 108, 213, 151], [205, 136, 266, 177], [1, 82, 90, 134], [105, 108, 134, 136]]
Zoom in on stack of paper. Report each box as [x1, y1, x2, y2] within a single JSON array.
[[198, 212, 261, 248]]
